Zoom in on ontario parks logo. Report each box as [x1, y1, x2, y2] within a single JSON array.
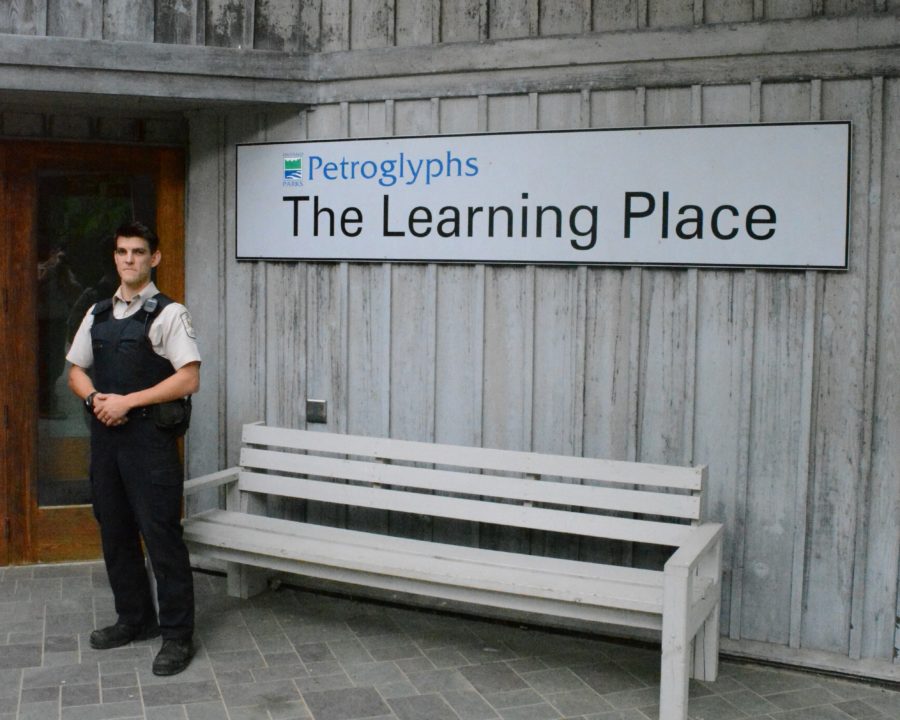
[[283, 154, 303, 187]]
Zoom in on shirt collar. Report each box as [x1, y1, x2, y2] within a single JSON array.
[[114, 281, 159, 308]]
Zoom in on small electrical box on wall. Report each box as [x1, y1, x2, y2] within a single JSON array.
[[306, 399, 327, 424]]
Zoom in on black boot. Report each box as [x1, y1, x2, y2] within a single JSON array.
[[152, 638, 195, 676], [90, 620, 160, 650]]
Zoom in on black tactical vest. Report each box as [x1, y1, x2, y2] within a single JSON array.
[[90, 294, 176, 395]]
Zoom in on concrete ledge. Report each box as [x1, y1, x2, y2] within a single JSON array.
[[1, 14, 897, 106]]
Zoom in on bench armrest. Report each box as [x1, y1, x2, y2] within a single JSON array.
[[664, 523, 723, 577], [184, 467, 240, 496]]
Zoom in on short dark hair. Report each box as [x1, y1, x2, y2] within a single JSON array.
[[114, 221, 159, 254]]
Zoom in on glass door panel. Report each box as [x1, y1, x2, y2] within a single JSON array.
[[36, 173, 156, 507]]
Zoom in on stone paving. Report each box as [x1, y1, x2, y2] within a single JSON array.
[[0, 562, 898, 720]]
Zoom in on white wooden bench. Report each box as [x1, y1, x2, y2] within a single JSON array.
[[182, 423, 723, 720]]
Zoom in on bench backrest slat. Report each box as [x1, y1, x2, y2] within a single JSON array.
[[237, 471, 692, 547], [241, 425, 704, 491], [239, 447, 701, 520]]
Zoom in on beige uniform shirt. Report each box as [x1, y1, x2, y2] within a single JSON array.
[[66, 281, 201, 371]]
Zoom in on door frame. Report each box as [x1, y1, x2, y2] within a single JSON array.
[[1, 140, 185, 564]]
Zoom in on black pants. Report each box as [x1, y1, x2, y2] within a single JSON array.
[[90, 413, 194, 640]]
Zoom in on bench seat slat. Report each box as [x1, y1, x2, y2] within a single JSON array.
[[237, 471, 691, 547], [184, 510, 667, 613], [239, 448, 701, 520], [242, 425, 703, 491]]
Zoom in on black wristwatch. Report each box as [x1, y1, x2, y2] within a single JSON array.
[[85, 391, 99, 412]]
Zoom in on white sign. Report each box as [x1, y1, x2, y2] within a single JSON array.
[[236, 123, 850, 269]]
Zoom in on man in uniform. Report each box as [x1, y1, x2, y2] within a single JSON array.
[[67, 221, 200, 676]]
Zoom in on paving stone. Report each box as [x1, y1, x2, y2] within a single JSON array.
[[483, 689, 546, 710], [59, 700, 144, 719], [0, 643, 42, 669], [18, 700, 60, 720], [765, 685, 842, 711], [302, 686, 390, 720], [141, 680, 221, 707], [496, 701, 563, 720], [100, 672, 138, 690], [46, 634, 80, 652], [62, 682, 101, 707], [0, 561, 895, 720], [583, 710, 649, 720], [545, 688, 613, 716], [683, 693, 748, 720], [0, 697, 17, 715], [103, 687, 141, 703], [405, 667, 476, 693], [716, 690, 780, 716], [859, 690, 900, 718], [343, 661, 407, 686], [23, 662, 99, 688], [220, 679, 302, 709], [21, 685, 60, 704], [389, 693, 459, 720], [181, 701, 234, 720], [460, 663, 530, 694], [325, 639, 375, 665], [522, 667, 593, 694], [570, 664, 647, 696], [440, 690, 501, 720], [767, 706, 861, 720], [145, 706, 188, 720]]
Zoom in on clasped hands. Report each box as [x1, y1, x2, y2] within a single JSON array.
[[92, 393, 133, 427]]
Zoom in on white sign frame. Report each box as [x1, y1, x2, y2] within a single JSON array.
[[236, 122, 850, 270]]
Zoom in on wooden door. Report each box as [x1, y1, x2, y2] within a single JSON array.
[[0, 141, 185, 564]]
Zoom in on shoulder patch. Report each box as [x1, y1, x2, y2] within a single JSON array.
[[180, 311, 197, 339]]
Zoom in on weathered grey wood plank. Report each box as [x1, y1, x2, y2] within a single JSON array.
[[206, 0, 245, 47], [537, 91, 580, 129], [156, 0, 197, 45], [490, 0, 534, 39], [223, 113, 268, 467], [648, 0, 693, 27], [539, 0, 586, 35], [592, 0, 639, 30], [351, 0, 392, 49], [861, 76, 900, 662], [482, 266, 535, 552], [763, 0, 815, 19], [184, 112, 226, 514], [741, 273, 807, 644], [345, 262, 391, 533], [46, 0, 93, 38], [851, 75, 891, 661], [438, 97, 480, 133], [441, 0, 484, 42], [2, 0, 46, 34], [103, 0, 153, 41], [396, 0, 434, 46], [254, 0, 300, 51], [704, 0, 754, 22], [802, 79, 871, 654], [531, 267, 586, 560]]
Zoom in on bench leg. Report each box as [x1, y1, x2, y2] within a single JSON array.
[[660, 574, 691, 720], [692, 602, 720, 682], [225, 562, 270, 599]]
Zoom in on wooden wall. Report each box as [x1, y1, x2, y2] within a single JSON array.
[[186, 78, 899, 680], [3, 0, 897, 46], [3, 0, 898, 680]]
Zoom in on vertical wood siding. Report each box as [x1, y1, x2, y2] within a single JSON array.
[[9, 0, 896, 679], [12, 0, 892, 44], [182, 76, 899, 676]]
